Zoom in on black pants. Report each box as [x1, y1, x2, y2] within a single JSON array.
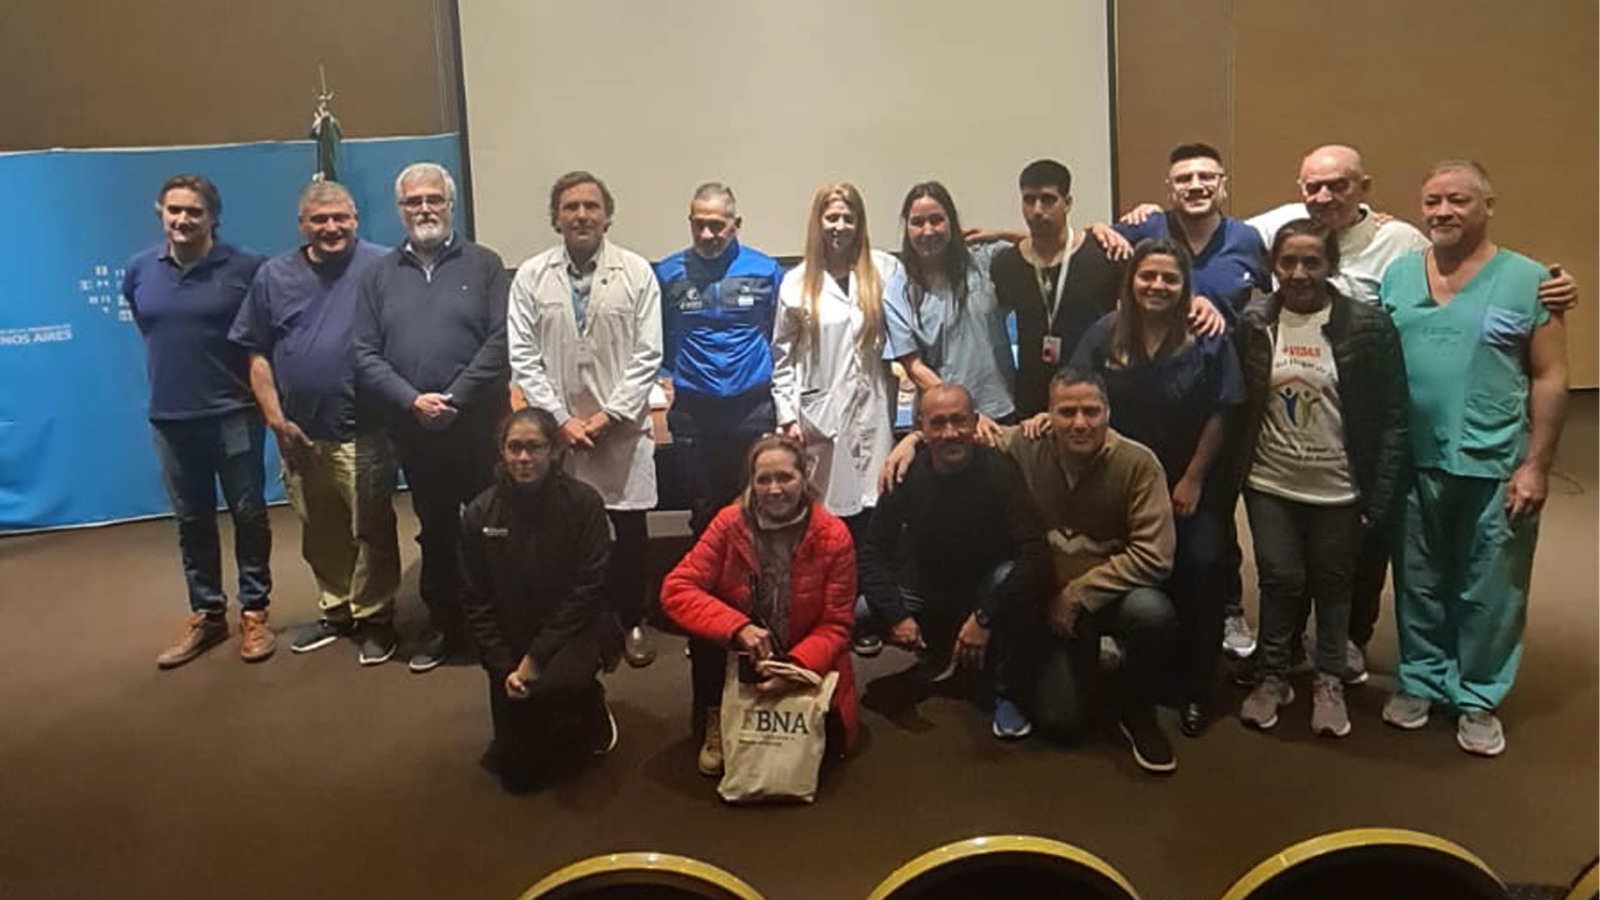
[[1169, 486, 1235, 705], [1348, 527, 1389, 648], [605, 509, 650, 629], [1032, 587, 1178, 742], [392, 408, 501, 637], [901, 560, 1040, 703], [673, 389, 775, 715], [485, 635, 603, 792], [667, 388, 774, 534]]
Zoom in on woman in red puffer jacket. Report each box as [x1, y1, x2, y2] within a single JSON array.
[[660, 434, 858, 777]]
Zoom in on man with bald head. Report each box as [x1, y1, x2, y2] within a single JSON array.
[[1246, 145, 1429, 304], [1130, 144, 1577, 678], [1379, 160, 1567, 757], [857, 383, 1049, 739], [1246, 145, 1576, 681]]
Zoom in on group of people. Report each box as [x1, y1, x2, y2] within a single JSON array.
[[120, 141, 1571, 793]]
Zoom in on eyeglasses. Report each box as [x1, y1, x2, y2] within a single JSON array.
[[1170, 171, 1225, 187], [400, 194, 450, 211], [504, 439, 551, 455], [1299, 177, 1354, 197]]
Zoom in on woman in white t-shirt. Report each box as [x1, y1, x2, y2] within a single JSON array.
[[1230, 218, 1410, 739]]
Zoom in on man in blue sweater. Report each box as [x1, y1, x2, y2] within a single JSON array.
[[231, 180, 401, 666], [121, 174, 274, 668], [354, 162, 511, 673]]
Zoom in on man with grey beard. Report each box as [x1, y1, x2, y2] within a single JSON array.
[[354, 162, 511, 673]]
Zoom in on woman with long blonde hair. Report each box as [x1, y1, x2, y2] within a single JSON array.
[[771, 183, 903, 522]]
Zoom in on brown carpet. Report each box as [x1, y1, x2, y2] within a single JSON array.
[[1, 396, 1594, 900]]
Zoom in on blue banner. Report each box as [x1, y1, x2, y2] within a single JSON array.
[[0, 134, 461, 532]]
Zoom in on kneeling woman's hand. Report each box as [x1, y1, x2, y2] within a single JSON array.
[[733, 623, 774, 661], [504, 654, 539, 700], [753, 674, 805, 697]]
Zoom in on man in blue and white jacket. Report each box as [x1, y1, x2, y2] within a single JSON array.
[[653, 182, 784, 535], [653, 182, 785, 774]]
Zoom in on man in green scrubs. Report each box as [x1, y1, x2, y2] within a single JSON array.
[[1378, 160, 1568, 757]]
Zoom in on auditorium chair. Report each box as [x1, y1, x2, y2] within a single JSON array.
[[1218, 827, 1508, 900], [515, 852, 765, 900], [865, 835, 1141, 900]]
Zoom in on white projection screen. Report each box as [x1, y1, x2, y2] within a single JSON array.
[[455, 0, 1116, 263]]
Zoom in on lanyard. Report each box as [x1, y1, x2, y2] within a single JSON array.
[[1027, 227, 1074, 331]]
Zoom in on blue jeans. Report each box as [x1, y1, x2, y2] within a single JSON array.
[[1032, 586, 1177, 742], [150, 409, 272, 614]]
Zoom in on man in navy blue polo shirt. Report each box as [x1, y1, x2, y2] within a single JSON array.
[[121, 174, 275, 668], [1114, 143, 1270, 321], [231, 180, 401, 666], [354, 162, 510, 673]]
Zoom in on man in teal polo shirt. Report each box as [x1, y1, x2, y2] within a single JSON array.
[[1379, 160, 1568, 757]]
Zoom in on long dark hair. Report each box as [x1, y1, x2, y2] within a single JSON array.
[[898, 181, 972, 316], [1108, 238, 1193, 368]]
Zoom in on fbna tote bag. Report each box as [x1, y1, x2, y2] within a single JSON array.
[[717, 657, 839, 804]]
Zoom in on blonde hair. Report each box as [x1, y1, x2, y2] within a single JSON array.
[[798, 183, 884, 357]]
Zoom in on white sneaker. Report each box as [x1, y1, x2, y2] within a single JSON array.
[[1382, 691, 1431, 730], [1240, 676, 1293, 730], [1310, 673, 1351, 738], [1457, 710, 1506, 757], [1342, 640, 1369, 685], [1222, 614, 1257, 658]]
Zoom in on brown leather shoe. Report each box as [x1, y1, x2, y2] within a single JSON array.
[[156, 614, 229, 669], [239, 610, 277, 662]]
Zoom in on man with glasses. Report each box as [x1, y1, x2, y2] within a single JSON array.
[[354, 162, 511, 673], [1245, 145, 1429, 305], [1249, 146, 1575, 681], [231, 180, 401, 666], [1115, 142, 1269, 323]]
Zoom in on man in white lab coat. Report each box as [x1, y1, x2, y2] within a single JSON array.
[[508, 171, 665, 668]]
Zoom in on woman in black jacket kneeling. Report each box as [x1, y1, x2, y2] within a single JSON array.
[[460, 407, 620, 792], [1232, 218, 1409, 739]]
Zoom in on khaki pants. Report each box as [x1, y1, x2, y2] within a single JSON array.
[[280, 431, 400, 622]]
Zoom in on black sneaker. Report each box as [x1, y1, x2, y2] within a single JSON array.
[[1119, 709, 1177, 774], [289, 619, 354, 654], [852, 632, 883, 657], [408, 630, 449, 673], [357, 621, 397, 666]]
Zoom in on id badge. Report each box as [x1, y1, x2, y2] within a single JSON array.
[[1041, 336, 1062, 365], [575, 341, 596, 368]]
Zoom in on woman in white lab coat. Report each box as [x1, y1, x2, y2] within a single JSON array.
[[771, 182, 903, 527]]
